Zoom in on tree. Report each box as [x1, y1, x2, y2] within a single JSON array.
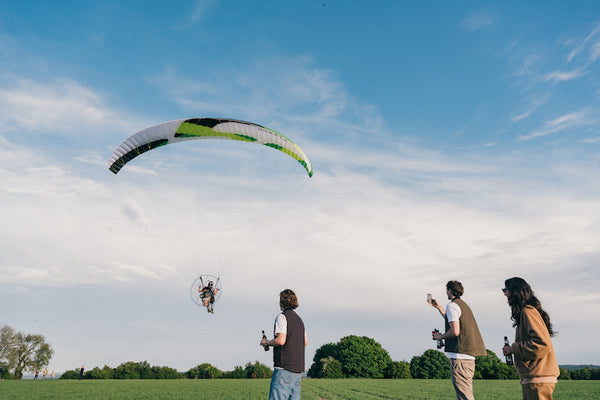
[[244, 361, 272, 379], [308, 336, 400, 379], [10, 332, 54, 379], [558, 368, 571, 380], [384, 361, 412, 379], [100, 365, 115, 379], [0, 325, 16, 379], [113, 361, 140, 379], [151, 365, 181, 379], [222, 366, 246, 379], [135, 361, 153, 379], [571, 366, 593, 380], [474, 349, 518, 379], [307, 342, 338, 378], [321, 356, 343, 379], [59, 369, 81, 379], [336, 335, 392, 378], [409, 349, 450, 379], [186, 363, 222, 379], [86, 365, 119, 379]]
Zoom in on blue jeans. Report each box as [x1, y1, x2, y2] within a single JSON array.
[[269, 368, 302, 400]]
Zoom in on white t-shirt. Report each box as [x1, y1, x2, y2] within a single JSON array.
[[445, 302, 475, 360], [274, 312, 287, 335]]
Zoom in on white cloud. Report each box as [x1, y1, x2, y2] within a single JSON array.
[[0, 77, 142, 139], [0, 79, 105, 132], [459, 11, 494, 32]]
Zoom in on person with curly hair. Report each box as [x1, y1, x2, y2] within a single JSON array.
[[429, 280, 486, 400], [502, 277, 559, 400], [261, 289, 307, 400]]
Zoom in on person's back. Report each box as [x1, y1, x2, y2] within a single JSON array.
[[444, 298, 486, 358], [273, 308, 305, 373], [261, 289, 307, 400]]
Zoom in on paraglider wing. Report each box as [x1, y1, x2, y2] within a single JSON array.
[[108, 118, 313, 177]]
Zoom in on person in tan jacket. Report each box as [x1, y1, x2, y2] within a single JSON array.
[[502, 277, 559, 400]]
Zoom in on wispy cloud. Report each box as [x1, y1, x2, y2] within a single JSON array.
[[581, 136, 600, 143], [151, 55, 386, 142], [459, 10, 494, 32], [544, 68, 585, 83], [545, 23, 600, 83], [514, 53, 545, 77], [189, 0, 219, 24], [519, 109, 595, 140], [511, 98, 546, 123], [566, 22, 600, 62]]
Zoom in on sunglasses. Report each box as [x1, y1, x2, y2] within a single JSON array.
[[502, 288, 509, 293]]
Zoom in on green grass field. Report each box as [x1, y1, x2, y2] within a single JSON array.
[[1, 379, 599, 400]]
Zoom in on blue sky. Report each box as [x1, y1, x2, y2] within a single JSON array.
[[1, 1, 600, 374]]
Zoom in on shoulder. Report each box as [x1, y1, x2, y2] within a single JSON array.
[[275, 312, 288, 327], [446, 302, 461, 321], [521, 305, 541, 318], [522, 305, 539, 316], [520, 305, 544, 325]]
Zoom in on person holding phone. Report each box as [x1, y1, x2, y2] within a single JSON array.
[[428, 281, 486, 400]]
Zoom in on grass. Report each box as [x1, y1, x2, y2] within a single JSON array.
[[0, 379, 599, 400]]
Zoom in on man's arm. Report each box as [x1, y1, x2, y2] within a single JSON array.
[[433, 321, 460, 340], [265, 331, 307, 347], [444, 321, 460, 339], [429, 299, 446, 317], [268, 333, 286, 347]]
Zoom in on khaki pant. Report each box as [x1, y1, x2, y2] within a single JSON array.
[[522, 383, 555, 400], [450, 358, 475, 400]]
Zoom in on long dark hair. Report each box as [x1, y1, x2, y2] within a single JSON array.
[[504, 277, 554, 336]]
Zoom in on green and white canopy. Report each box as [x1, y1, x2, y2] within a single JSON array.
[[108, 118, 313, 177]]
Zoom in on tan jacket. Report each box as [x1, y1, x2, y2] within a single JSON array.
[[510, 305, 559, 382]]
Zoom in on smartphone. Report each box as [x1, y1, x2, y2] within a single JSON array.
[[427, 293, 432, 303]]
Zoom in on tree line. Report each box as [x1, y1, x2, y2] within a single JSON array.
[[61, 361, 273, 380], [307, 335, 599, 381], [306, 335, 519, 379], [2, 325, 598, 380], [61, 335, 600, 381]]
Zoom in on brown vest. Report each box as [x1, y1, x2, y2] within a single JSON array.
[[444, 298, 486, 357]]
